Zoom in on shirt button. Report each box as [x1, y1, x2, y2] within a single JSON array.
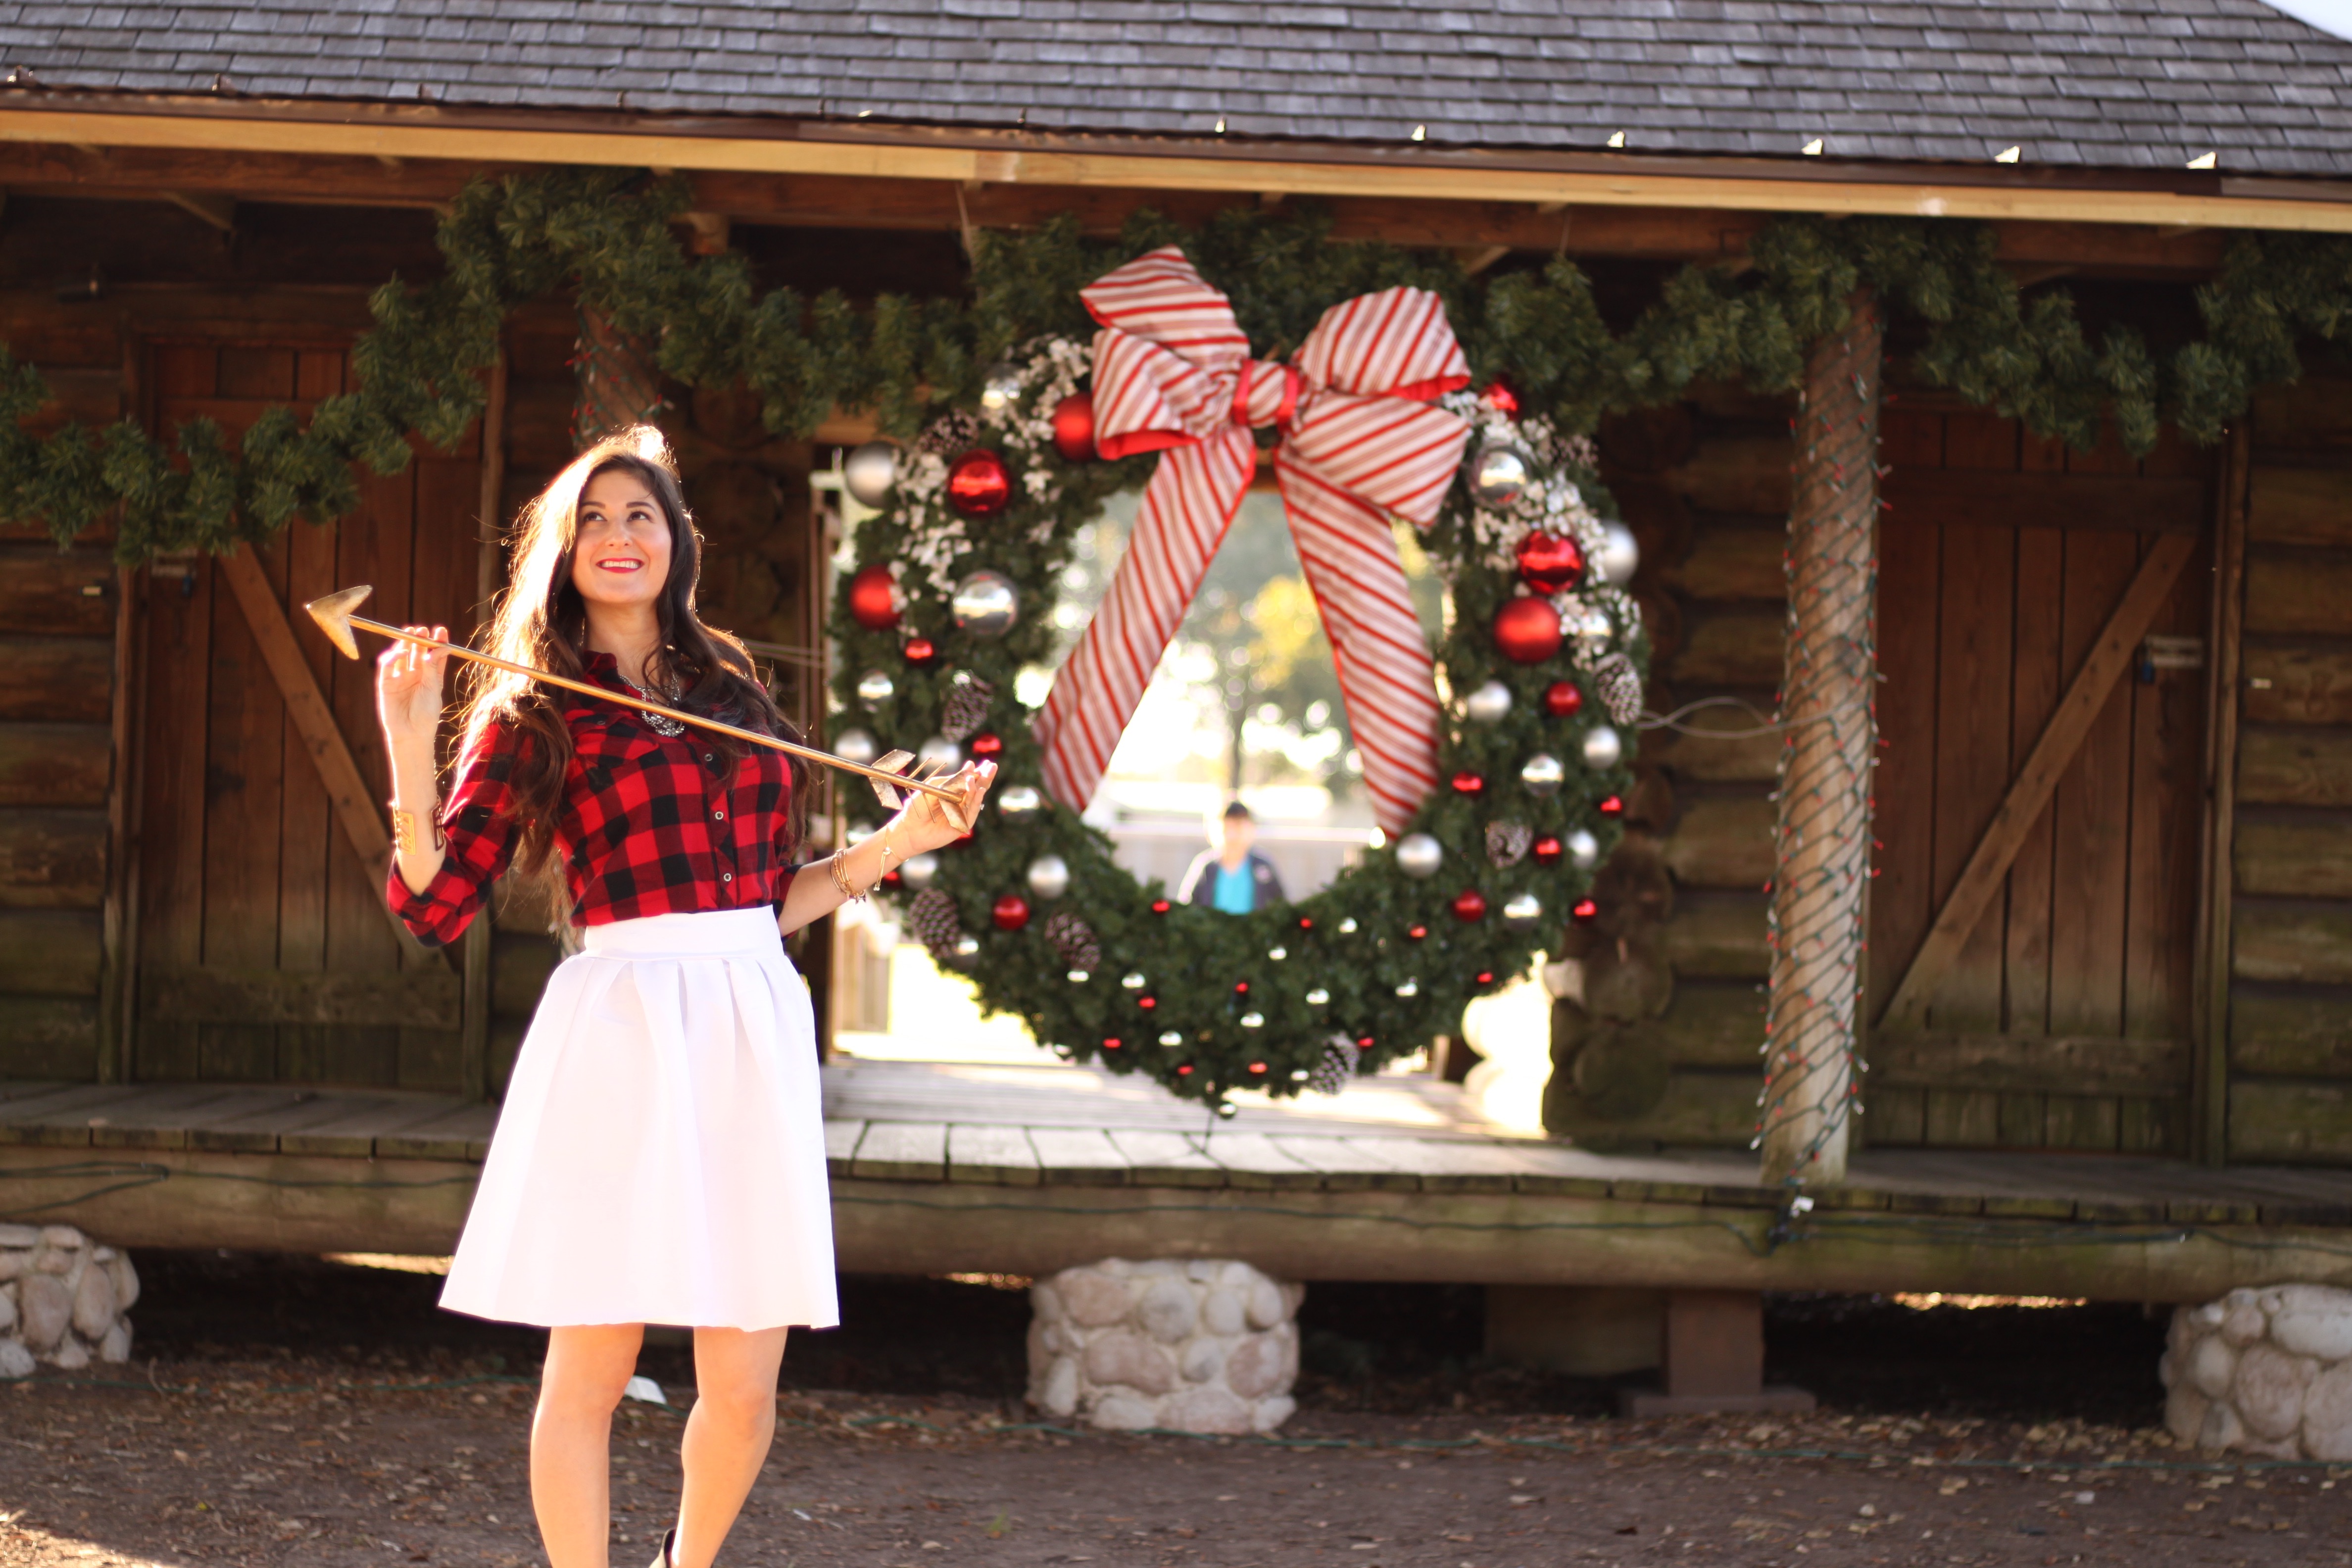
[[722, 872, 733, 882], [713, 808, 725, 820], [704, 753, 715, 763]]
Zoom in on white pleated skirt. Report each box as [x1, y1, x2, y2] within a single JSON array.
[[440, 907, 839, 1331]]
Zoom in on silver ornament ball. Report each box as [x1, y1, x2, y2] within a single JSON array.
[[1567, 828, 1602, 870], [1568, 602, 1615, 654], [1502, 891, 1545, 929], [1581, 724, 1624, 770], [917, 735, 962, 774], [842, 441, 900, 508], [1596, 520, 1641, 586], [900, 851, 940, 890], [996, 784, 1045, 821], [1519, 752, 1566, 797], [947, 934, 981, 969], [1470, 440, 1537, 508], [1464, 679, 1514, 725], [1395, 832, 1444, 880], [833, 727, 879, 767], [951, 569, 1021, 639], [1026, 853, 1071, 901], [855, 669, 895, 707]]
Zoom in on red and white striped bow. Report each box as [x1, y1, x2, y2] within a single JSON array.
[[1035, 248, 1471, 833]]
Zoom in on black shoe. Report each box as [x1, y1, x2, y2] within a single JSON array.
[[647, 1526, 677, 1568]]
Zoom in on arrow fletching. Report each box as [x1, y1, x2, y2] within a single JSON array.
[[304, 584, 376, 660], [868, 750, 917, 809]]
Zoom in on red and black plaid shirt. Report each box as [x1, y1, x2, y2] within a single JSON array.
[[388, 653, 801, 948]]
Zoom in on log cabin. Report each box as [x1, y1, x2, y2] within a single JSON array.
[[2, 4, 2352, 1369]]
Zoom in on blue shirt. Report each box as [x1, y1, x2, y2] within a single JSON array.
[[1211, 862, 1257, 914]]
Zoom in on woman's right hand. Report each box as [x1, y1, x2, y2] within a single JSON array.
[[375, 624, 450, 752]]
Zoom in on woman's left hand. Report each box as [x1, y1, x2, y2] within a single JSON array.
[[894, 760, 998, 854]]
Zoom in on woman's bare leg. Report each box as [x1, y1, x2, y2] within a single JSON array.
[[669, 1327, 789, 1568], [533, 1323, 645, 1568]]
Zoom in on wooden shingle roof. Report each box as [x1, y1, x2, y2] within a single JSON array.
[[1, 1, 2349, 178]]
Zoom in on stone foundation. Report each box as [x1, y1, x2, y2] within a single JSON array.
[[2162, 1285, 2352, 1460], [0, 1224, 139, 1378], [1027, 1259, 1301, 1435]]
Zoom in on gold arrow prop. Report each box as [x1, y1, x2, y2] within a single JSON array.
[[304, 585, 963, 811]]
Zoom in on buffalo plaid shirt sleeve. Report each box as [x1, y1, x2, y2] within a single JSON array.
[[386, 720, 527, 949]]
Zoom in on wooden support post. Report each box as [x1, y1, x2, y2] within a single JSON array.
[[1760, 292, 1881, 1191], [1617, 1290, 1815, 1417], [1877, 531, 2198, 1032], [2193, 422, 2253, 1166], [459, 347, 509, 1102]]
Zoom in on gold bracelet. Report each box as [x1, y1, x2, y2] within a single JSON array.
[[829, 848, 865, 903], [389, 806, 442, 856]]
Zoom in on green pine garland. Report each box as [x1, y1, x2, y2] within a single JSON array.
[[1, 169, 2348, 559]]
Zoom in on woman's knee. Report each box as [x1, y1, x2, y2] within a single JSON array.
[[688, 1374, 777, 1436], [539, 1327, 642, 1420]]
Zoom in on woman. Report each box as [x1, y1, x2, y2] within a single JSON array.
[[377, 426, 993, 1568]]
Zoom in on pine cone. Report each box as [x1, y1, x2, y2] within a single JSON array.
[[1486, 820, 1532, 868], [1308, 1034, 1362, 1095], [917, 409, 982, 457], [940, 674, 997, 742], [908, 888, 962, 960], [1042, 912, 1102, 974], [1593, 652, 1644, 727]]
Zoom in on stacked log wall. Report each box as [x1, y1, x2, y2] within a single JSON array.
[[1543, 390, 1785, 1147], [2226, 377, 2352, 1163], [0, 296, 123, 1075]]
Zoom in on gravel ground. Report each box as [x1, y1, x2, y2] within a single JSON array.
[[0, 1254, 2345, 1568], [2, 1373, 2348, 1568]]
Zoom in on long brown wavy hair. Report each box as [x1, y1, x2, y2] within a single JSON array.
[[456, 426, 809, 877]]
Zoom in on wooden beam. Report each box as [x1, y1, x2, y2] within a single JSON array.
[[159, 189, 235, 232], [0, 102, 2347, 234], [0, 143, 2250, 273], [2194, 422, 2253, 1166], [1867, 1033, 2192, 1097], [214, 545, 443, 965], [1878, 532, 2200, 1031], [145, 965, 461, 1029]]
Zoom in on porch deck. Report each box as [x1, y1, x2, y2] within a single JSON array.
[[4, 1065, 2350, 1301]]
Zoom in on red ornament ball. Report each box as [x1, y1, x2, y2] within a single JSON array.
[[1543, 680, 1584, 718], [1572, 898, 1600, 923], [1151, 898, 1173, 916], [1451, 889, 1488, 923], [1480, 378, 1519, 415], [1476, 970, 1495, 985], [969, 732, 1003, 758], [1297, 915, 1314, 930], [946, 449, 1014, 516], [1138, 995, 1158, 1010], [1176, 1063, 1194, 1077], [1408, 924, 1429, 942], [1247, 1060, 1268, 1076], [1051, 392, 1097, 462], [1492, 595, 1564, 664], [846, 563, 901, 631], [1450, 771, 1486, 795], [1103, 1036, 1123, 1051], [1515, 530, 1586, 594], [1532, 834, 1564, 866], [1598, 794, 1625, 817], [991, 893, 1030, 931], [1234, 980, 1250, 995], [903, 637, 937, 664]]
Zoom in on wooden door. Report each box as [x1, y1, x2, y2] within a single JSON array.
[[133, 340, 485, 1090], [1865, 407, 2214, 1153]]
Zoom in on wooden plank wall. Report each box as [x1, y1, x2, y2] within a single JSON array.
[[0, 297, 122, 1073], [133, 340, 485, 1090], [2226, 376, 2352, 1164], [1545, 389, 2216, 1155], [1864, 404, 2212, 1155]]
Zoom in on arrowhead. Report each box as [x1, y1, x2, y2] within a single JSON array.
[[303, 585, 375, 659], [869, 749, 915, 809]]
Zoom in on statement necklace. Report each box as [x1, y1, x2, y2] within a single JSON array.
[[623, 674, 686, 737]]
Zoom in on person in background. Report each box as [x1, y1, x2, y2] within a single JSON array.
[[1179, 800, 1287, 914]]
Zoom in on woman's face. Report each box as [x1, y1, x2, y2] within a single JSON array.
[[571, 468, 673, 612]]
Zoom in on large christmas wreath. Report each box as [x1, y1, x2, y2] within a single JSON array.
[[829, 251, 1649, 1110]]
